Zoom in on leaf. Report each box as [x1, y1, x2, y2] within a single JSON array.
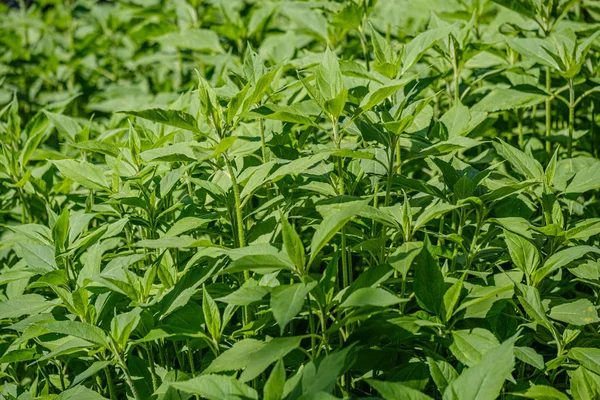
[[493, 140, 544, 182], [565, 163, 600, 194], [240, 336, 302, 382], [123, 108, 202, 133], [38, 321, 109, 348], [414, 237, 446, 316], [413, 203, 459, 235], [366, 379, 434, 400], [44, 111, 82, 141], [504, 229, 540, 277], [203, 286, 221, 340], [450, 329, 500, 367], [0, 294, 53, 320], [549, 299, 600, 326], [155, 29, 223, 53], [443, 335, 517, 400], [570, 348, 600, 375], [533, 246, 600, 284], [280, 211, 306, 272], [356, 79, 410, 116], [70, 361, 113, 387], [340, 287, 402, 308], [308, 200, 368, 266], [473, 86, 548, 113], [491, 0, 538, 20], [514, 347, 545, 370], [171, 374, 258, 400], [316, 47, 344, 101], [508, 37, 564, 71], [264, 359, 286, 400], [388, 241, 423, 279], [205, 339, 266, 374], [53, 160, 110, 191], [427, 356, 459, 395], [224, 254, 296, 275], [513, 385, 570, 400], [56, 386, 108, 400], [140, 142, 198, 163], [402, 26, 453, 73], [271, 282, 316, 334], [0, 349, 38, 364]]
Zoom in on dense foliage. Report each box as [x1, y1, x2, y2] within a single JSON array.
[[1, 0, 600, 399]]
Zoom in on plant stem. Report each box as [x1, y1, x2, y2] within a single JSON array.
[[104, 367, 117, 400], [568, 78, 575, 158], [224, 154, 252, 325], [545, 66, 552, 155]]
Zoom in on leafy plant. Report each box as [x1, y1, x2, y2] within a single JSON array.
[[1, 0, 600, 399]]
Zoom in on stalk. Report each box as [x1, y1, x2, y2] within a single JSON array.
[[224, 155, 246, 248], [517, 109, 524, 149], [104, 367, 117, 400], [145, 345, 158, 391], [224, 154, 252, 325], [567, 78, 575, 158], [545, 66, 552, 155], [332, 119, 349, 288]]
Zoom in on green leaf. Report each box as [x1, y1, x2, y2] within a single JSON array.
[[504, 229, 540, 278], [533, 246, 600, 284], [493, 140, 544, 182], [56, 386, 108, 400], [443, 335, 517, 400], [0, 294, 53, 320], [414, 237, 446, 316], [240, 336, 302, 382], [570, 348, 600, 375], [366, 379, 434, 400], [473, 86, 548, 113], [340, 287, 402, 308], [513, 385, 570, 400], [205, 339, 266, 374], [450, 329, 500, 367], [413, 203, 459, 235], [402, 26, 453, 73], [264, 359, 286, 400], [508, 37, 564, 71], [549, 299, 600, 326], [309, 200, 368, 266], [514, 347, 545, 370], [491, 0, 538, 20], [316, 48, 344, 101], [53, 160, 110, 191], [37, 321, 109, 348], [203, 285, 221, 340], [427, 356, 458, 395], [171, 374, 258, 400], [0, 349, 38, 364], [565, 163, 600, 194], [44, 111, 82, 141], [271, 282, 317, 334], [388, 241, 423, 279], [280, 211, 306, 272], [70, 361, 113, 387], [122, 108, 202, 133]]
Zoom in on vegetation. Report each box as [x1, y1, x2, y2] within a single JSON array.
[[1, 0, 600, 399]]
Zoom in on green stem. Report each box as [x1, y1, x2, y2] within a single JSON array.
[[104, 367, 117, 400], [145, 345, 158, 391], [568, 78, 575, 158], [545, 66, 552, 155], [224, 155, 246, 248], [517, 109, 524, 150], [224, 154, 252, 325]]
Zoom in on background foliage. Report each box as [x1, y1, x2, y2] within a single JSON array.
[[1, 0, 600, 399]]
